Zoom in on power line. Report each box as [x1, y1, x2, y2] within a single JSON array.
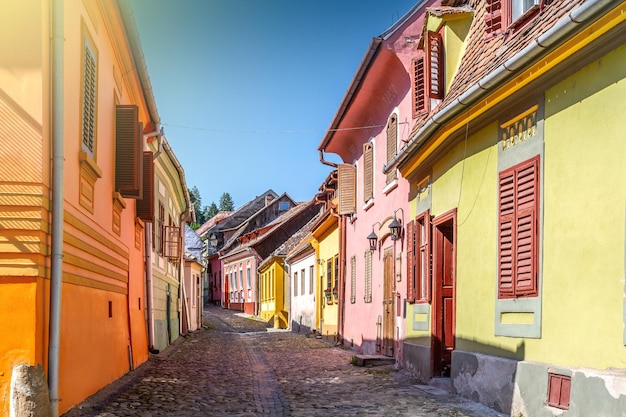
[[160, 122, 396, 135]]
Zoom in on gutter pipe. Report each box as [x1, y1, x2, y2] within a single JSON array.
[[385, 0, 617, 173], [49, 1, 64, 416], [145, 223, 158, 353]]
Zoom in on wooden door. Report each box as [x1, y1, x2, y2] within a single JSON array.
[[382, 248, 395, 357], [432, 212, 455, 377]]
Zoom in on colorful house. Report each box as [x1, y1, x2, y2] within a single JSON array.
[[146, 135, 189, 352], [199, 190, 279, 308], [0, 0, 163, 414], [385, 0, 626, 414], [183, 225, 204, 332], [257, 204, 321, 329], [285, 227, 317, 334], [317, 2, 439, 357], [309, 172, 341, 343], [219, 193, 297, 314], [196, 211, 232, 305]]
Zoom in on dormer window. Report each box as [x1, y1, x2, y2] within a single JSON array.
[[485, 0, 543, 37], [412, 30, 445, 118]]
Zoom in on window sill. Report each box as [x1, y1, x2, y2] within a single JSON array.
[[362, 199, 374, 212], [383, 180, 398, 195]]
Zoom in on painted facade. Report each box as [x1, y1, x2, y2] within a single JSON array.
[[183, 225, 203, 332], [286, 238, 316, 334], [386, 0, 626, 415], [196, 211, 231, 306], [317, 2, 438, 358], [148, 137, 189, 352], [0, 0, 160, 413]]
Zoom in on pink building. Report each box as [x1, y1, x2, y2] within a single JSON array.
[[318, 0, 438, 361]]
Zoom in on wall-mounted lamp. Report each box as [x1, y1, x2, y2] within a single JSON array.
[[389, 208, 405, 241], [209, 233, 218, 248], [367, 222, 382, 252]]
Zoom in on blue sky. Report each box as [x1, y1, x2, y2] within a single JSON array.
[[129, 0, 417, 211]]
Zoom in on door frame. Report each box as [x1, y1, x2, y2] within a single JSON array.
[[430, 208, 456, 377], [382, 247, 395, 357]]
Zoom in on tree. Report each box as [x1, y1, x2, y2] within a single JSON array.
[[219, 192, 234, 211], [206, 202, 219, 219]]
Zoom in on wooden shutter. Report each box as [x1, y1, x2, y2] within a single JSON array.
[[427, 31, 444, 99], [363, 142, 373, 202], [338, 163, 356, 215], [413, 56, 426, 115], [115, 105, 143, 198], [136, 151, 154, 221], [164, 225, 181, 261], [514, 159, 539, 296], [386, 115, 397, 184], [406, 219, 416, 303], [485, 0, 503, 36], [417, 210, 432, 302], [498, 156, 539, 298]]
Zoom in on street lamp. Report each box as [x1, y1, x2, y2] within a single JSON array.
[[389, 208, 404, 241], [367, 222, 382, 252]]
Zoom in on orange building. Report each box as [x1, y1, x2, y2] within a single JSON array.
[[0, 0, 161, 414]]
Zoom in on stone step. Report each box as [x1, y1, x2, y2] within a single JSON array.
[[352, 354, 396, 367], [428, 377, 452, 393]]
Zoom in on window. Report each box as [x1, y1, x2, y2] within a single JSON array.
[[293, 271, 298, 297], [115, 105, 142, 198], [278, 201, 290, 211], [547, 373, 571, 410], [485, 0, 542, 36], [363, 142, 374, 202], [412, 55, 426, 115], [350, 256, 356, 304], [426, 31, 444, 100], [498, 156, 540, 298], [136, 152, 154, 221], [309, 265, 314, 294], [247, 267, 251, 289], [407, 210, 431, 303], [386, 115, 398, 185], [81, 31, 97, 157], [301, 268, 305, 296], [364, 250, 372, 303], [164, 225, 180, 261], [156, 201, 165, 254]]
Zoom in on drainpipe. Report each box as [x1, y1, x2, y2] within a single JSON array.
[[145, 222, 158, 353], [48, 1, 64, 415], [318, 149, 338, 168], [385, 0, 618, 173]]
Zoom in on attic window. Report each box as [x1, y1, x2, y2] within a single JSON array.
[[278, 202, 290, 211], [485, 0, 542, 37]]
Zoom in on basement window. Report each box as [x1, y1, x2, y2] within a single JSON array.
[[547, 372, 571, 410]]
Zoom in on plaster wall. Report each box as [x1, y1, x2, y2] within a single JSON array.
[[289, 253, 316, 333]]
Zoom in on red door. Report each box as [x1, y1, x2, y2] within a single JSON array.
[[432, 211, 455, 377]]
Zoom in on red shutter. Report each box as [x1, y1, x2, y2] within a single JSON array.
[[406, 219, 415, 303], [115, 105, 143, 198], [498, 156, 539, 298], [514, 159, 539, 296], [413, 56, 426, 115], [422, 210, 432, 303], [427, 31, 444, 100], [136, 151, 154, 221], [498, 171, 515, 298], [485, 0, 503, 36]]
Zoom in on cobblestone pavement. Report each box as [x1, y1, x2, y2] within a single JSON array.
[[63, 306, 506, 417]]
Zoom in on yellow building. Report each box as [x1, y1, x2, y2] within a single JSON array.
[[0, 0, 168, 414], [310, 209, 340, 343], [390, 1, 626, 415], [259, 259, 287, 328]]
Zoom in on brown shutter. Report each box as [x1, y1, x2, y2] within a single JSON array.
[[115, 105, 143, 198], [421, 210, 432, 303], [386, 115, 397, 184], [498, 156, 539, 298], [485, 0, 503, 36], [363, 142, 373, 202], [514, 159, 539, 296], [498, 170, 515, 298], [427, 31, 444, 99], [406, 219, 416, 303], [338, 163, 356, 215], [136, 151, 154, 221], [413, 56, 426, 115]]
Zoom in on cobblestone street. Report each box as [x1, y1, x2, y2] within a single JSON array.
[[63, 306, 505, 417]]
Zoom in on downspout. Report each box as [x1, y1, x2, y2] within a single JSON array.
[[385, 0, 619, 173], [145, 222, 158, 353], [49, 1, 64, 415], [318, 150, 338, 168]]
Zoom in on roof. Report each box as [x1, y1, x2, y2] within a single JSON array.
[[260, 210, 321, 269], [196, 211, 233, 236], [184, 224, 203, 261]]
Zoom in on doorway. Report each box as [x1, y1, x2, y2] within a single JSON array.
[[431, 210, 456, 377], [382, 247, 395, 357]]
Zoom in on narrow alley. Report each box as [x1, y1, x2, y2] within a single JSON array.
[[63, 306, 504, 417]]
